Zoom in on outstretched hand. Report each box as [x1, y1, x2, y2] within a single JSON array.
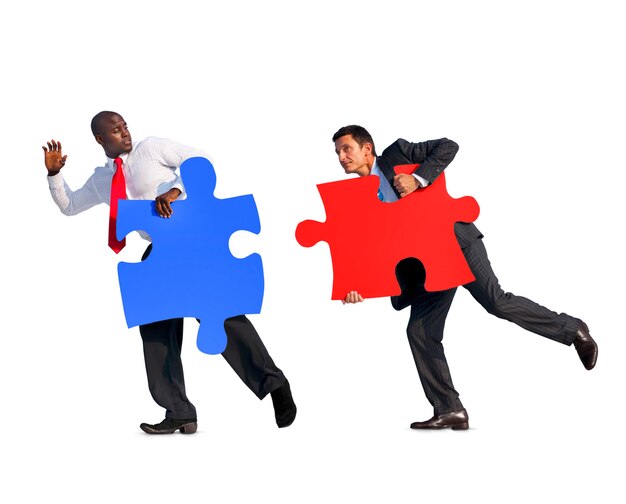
[[155, 188, 182, 218], [42, 139, 67, 176]]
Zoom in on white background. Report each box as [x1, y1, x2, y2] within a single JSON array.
[[1, 1, 624, 502]]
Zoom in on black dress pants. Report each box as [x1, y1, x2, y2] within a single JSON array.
[[138, 245, 286, 419], [393, 238, 582, 416], [139, 316, 287, 419]]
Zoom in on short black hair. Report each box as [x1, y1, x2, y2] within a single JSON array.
[[332, 125, 377, 157], [90, 111, 121, 136]]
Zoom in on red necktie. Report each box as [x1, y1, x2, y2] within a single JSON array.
[[108, 157, 127, 253]]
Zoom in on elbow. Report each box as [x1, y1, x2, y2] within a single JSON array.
[[55, 202, 77, 216], [443, 138, 459, 155]]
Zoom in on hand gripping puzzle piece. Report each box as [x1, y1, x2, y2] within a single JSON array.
[[116, 157, 264, 354], [295, 164, 480, 300]]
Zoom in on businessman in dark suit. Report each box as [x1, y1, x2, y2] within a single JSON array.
[[333, 125, 598, 430]]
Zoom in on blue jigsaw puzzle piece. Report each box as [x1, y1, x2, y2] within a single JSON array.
[[116, 157, 264, 355]]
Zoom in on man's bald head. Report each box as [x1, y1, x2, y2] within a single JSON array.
[[91, 111, 133, 158], [91, 111, 122, 136]]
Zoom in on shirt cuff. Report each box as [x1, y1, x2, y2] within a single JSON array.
[[412, 173, 429, 187], [47, 172, 65, 188], [172, 182, 187, 200]]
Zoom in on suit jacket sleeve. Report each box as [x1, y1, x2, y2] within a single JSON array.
[[394, 138, 459, 184]]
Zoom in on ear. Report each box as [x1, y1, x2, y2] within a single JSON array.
[[363, 142, 373, 155], [95, 134, 104, 147]]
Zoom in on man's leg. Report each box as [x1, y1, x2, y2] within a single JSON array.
[[137, 243, 197, 430], [222, 315, 296, 427], [139, 318, 197, 420], [405, 288, 463, 416], [394, 259, 464, 416], [222, 316, 286, 399], [462, 238, 582, 345]]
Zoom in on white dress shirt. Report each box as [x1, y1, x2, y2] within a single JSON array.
[[48, 136, 207, 215]]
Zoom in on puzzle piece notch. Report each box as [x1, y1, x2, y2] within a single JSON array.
[[116, 156, 264, 355], [295, 164, 479, 300]]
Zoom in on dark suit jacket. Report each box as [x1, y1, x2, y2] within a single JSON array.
[[376, 138, 483, 249]]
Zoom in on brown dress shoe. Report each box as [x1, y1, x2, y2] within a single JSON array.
[[140, 417, 198, 434], [410, 409, 469, 430], [573, 322, 598, 370]]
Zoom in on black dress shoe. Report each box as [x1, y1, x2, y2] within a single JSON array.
[[410, 409, 469, 430], [140, 417, 198, 434], [270, 380, 297, 428], [574, 321, 598, 370]]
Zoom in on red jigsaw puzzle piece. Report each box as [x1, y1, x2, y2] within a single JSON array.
[[296, 164, 480, 300]]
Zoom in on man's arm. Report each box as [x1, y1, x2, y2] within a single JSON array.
[[392, 138, 459, 197], [150, 137, 209, 217], [153, 137, 208, 195], [155, 188, 181, 218], [43, 139, 106, 215]]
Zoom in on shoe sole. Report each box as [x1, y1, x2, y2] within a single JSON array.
[[410, 422, 469, 430], [140, 422, 198, 434], [452, 423, 469, 430]]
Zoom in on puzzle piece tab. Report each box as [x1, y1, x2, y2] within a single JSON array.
[[295, 165, 479, 300], [116, 157, 264, 354]]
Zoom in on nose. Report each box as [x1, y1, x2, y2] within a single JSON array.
[[121, 126, 130, 137]]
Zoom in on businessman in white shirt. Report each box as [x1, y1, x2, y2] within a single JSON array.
[[42, 111, 296, 434]]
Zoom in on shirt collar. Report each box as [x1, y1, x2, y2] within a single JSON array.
[[106, 151, 129, 170], [370, 158, 380, 176]]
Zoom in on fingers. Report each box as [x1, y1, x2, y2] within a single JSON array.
[[155, 197, 174, 218], [43, 139, 62, 153], [155, 198, 165, 217], [42, 139, 66, 173], [393, 173, 417, 197], [342, 291, 364, 304], [162, 200, 173, 217]]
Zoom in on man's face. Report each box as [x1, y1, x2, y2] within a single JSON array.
[[96, 114, 133, 158], [334, 134, 372, 176]]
